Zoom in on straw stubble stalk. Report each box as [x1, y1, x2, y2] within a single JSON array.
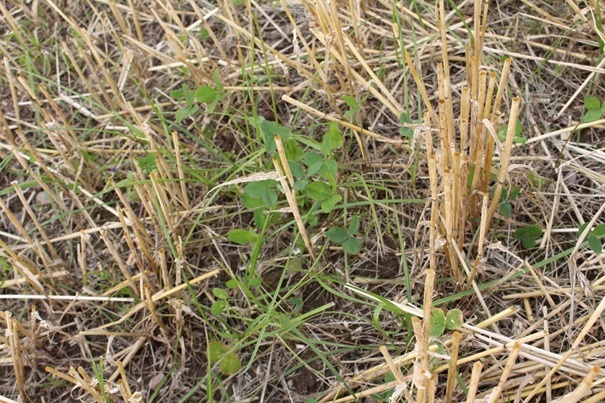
[[466, 361, 484, 403], [486, 97, 522, 230], [272, 138, 316, 261], [274, 135, 295, 188], [551, 366, 600, 403], [100, 229, 139, 297], [497, 342, 523, 391], [412, 317, 428, 403], [445, 331, 461, 403], [6, 314, 26, 401], [379, 346, 406, 384], [421, 269, 435, 371], [144, 282, 169, 334], [416, 0, 517, 287]]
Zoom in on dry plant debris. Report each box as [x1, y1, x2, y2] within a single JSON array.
[[1, 0, 605, 401]]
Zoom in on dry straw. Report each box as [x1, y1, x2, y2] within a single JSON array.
[[386, 0, 522, 399], [405, 3, 519, 288]]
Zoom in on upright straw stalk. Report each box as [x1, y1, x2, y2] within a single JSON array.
[[406, 0, 520, 287]]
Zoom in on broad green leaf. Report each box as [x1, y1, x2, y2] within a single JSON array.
[[399, 113, 413, 124], [284, 139, 303, 161], [301, 151, 323, 167], [306, 181, 332, 201], [445, 309, 464, 330], [497, 119, 524, 143], [195, 85, 219, 103], [260, 119, 291, 153], [184, 87, 195, 108], [322, 169, 337, 189], [219, 352, 242, 375], [212, 69, 224, 91], [137, 153, 157, 173], [500, 202, 512, 218], [514, 135, 527, 145], [584, 96, 601, 110], [514, 224, 542, 249], [286, 256, 303, 272], [521, 236, 537, 249], [293, 179, 308, 191], [244, 180, 275, 199], [207, 97, 220, 113], [242, 194, 265, 209], [344, 95, 360, 119], [170, 88, 184, 99], [326, 226, 349, 243], [260, 189, 277, 208], [343, 237, 361, 254], [514, 118, 523, 136], [208, 341, 228, 363], [509, 187, 521, 200], [399, 126, 414, 138], [225, 279, 240, 289], [288, 160, 304, 179], [227, 229, 259, 245], [514, 224, 542, 240], [429, 308, 446, 338], [253, 209, 264, 228], [306, 161, 323, 177], [348, 216, 360, 234], [248, 277, 262, 287], [588, 235, 603, 254], [175, 107, 194, 123], [212, 288, 229, 300], [581, 109, 603, 123], [322, 159, 339, 181], [527, 171, 546, 188], [244, 181, 265, 199], [399, 113, 414, 138], [343, 95, 359, 109], [321, 194, 342, 213], [592, 224, 605, 237], [211, 300, 227, 316], [321, 123, 344, 155]]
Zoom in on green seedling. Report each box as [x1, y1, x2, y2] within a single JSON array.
[[305, 180, 342, 213], [137, 152, 157, 174], [325, 216, 362, 254], [497, 117, 526, 145], [258, 118, 292, 154], [399, 112, 422, 139], [300, 151, 338, 186], [429, 308, 463, 338], [211, 287, 230, 316], [170, 84, 197, 122], [171, 72, 223, 122], [498, 187, 521, 218], [207, 341, 242, 375], [513, 224, 543, 249], [321, 122, 344, 156], [578, 223, 605, 254], [581, 96, 605, 123], [343, 95, 360, 119], [227, 229, 259, 245], [371, 371, 396, 402]]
